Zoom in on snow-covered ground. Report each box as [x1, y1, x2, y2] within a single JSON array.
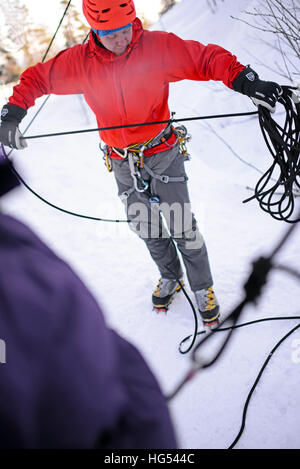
[[1, 0, 300, 449]]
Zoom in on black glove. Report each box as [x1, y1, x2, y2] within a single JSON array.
[[0, 104, 28, 149], [232, 66, 282, 113]]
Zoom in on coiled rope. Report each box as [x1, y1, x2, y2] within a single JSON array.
[[243, 86, 300, 223]]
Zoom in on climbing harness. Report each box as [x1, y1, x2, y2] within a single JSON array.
[[101, 122, 175, 173], [100, 122, 191, 198]]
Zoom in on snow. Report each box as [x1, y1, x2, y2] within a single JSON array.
[[1, 0, 300, 450]]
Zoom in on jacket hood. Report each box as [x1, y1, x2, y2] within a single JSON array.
[[87, 17, 144, 63]]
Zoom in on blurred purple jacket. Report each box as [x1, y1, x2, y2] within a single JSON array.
[[0, 213, 177, 449]]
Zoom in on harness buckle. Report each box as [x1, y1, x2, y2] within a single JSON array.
[[161, 175, 169, 184], [113, 147, 128, 159]]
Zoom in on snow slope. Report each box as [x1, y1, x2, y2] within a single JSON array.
[[1, 0, 300, 449]]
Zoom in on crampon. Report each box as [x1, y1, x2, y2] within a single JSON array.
[[202, 315, 220, 329], [152, 280, 183, 313]]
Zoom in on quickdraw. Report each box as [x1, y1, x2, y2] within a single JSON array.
[[173, 125, 192, 160], [105, 146, 113, 172]]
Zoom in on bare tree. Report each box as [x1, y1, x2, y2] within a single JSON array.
[[160, 0, 177, 16], [232, 0, 300, 81], [1, 0, 29, 53], [60, 0, 89, 48], [0, 47, 22, 85], [138, 12, 152, 30], [0, 0, 59, 74], [206, 0, 224, 14]]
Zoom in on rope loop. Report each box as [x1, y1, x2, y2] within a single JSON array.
[[243, 86, 300, 223]]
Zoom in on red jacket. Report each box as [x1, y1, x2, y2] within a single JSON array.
[[9, 18, 245, 149]]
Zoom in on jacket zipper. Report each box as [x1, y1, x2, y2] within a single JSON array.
[[112, 61, 128, 147]]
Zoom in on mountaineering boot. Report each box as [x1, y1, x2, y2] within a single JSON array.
[[152, 277, 183, 312], [194, 287, 220, 327]]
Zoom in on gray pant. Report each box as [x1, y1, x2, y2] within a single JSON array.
[[112, 143, 213, 291]]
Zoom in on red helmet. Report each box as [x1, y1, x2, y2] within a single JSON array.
[[82, 0, 136, 30]]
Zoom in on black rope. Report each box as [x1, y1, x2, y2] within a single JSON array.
[[1, 1, 115, 223], [274, 264, 300, 281], [0, 145, 129, 223], [4, 110, 260, 224], [228, 321, 300, 449], [41, 0, 72, 63], [22, 29, 90, 140], [162, 242, 200, 355], [168, 314, 300, 404], [172, 216, 297, 366], [20, 1, 74, 138], [21, 111, 259, 140], [243, 86, 300, 223], [179, 216, 300, 363], [166, 216, 300, 448], [174, 280, 200, 355], [179, 315, 300, 352]]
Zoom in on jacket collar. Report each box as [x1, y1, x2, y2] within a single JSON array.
[[87, 17, 144, 63]]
